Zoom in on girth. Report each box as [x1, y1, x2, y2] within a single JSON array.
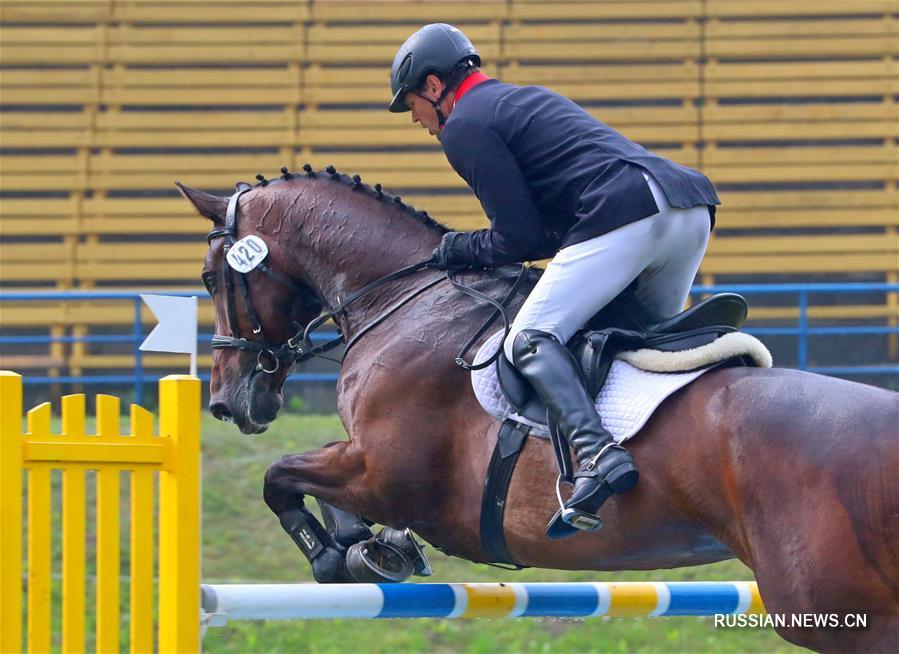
[[480, 419, 531, 567]]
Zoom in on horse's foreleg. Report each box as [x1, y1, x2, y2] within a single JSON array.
[[263, 440, 364, 512], [317, 498, 374, 547], [263, 440, 366, 583]]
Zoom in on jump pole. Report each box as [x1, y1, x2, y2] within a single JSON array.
[[201, 581, 765, 627]]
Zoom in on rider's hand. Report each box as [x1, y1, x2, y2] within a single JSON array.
[[430, 231, 470, 270]]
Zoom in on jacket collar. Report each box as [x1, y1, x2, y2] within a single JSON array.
[[453, 72, 490, 108]]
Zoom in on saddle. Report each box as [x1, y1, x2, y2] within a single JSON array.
[[495, 292, 749, 426], [478, 291, 751, 563]]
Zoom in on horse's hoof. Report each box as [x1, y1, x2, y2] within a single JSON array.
[[345, 538, 414, 583], [378, 527, 433, 576]]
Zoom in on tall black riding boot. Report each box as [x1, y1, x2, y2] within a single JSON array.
[[511, 330, 639, 527]]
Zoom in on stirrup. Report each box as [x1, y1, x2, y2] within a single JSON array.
[[560, 508, 603, 531], [556, 475, 603, 532]]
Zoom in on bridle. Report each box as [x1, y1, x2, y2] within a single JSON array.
[[206, 183, 528, 376], [206, 184, 436, 375], [206, 183, 318, 374]]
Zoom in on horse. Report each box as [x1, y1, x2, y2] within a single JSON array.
[[179, 168, 899, 653]]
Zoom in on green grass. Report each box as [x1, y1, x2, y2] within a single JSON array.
[[200, 412, 798, 654]]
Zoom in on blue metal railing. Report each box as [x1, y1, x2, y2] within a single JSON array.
[[692, 283, 899, 376], [1, 283, 897, 402]]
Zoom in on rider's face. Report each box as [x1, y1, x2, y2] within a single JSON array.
[[406, 75, 451, 138]]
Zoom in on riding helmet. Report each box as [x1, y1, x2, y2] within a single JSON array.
[[388, 23, 480, 113]]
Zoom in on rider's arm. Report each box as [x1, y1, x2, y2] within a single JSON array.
[[441, 117, 544, 267]]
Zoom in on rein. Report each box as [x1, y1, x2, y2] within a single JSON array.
[[297, 258, 436, 362], [302, 264, 528, 371], [207, 184, 528, 374], [447, 265, 529, 371]]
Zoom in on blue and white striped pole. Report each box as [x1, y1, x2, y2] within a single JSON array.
[[201, 581, 764, 626]]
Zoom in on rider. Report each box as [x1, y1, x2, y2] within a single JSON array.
[[389, 24, 719, 534]]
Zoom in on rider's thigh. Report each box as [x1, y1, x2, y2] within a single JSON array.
[[503, 217, 657, 362], [633, 204, 711, 318]]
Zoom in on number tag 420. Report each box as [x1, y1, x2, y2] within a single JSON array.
[[226, 235, 269, 273]]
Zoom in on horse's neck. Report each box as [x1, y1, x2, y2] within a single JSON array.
[[278, 186, 441, 336], [346, 266, 536, 360], [273, 180, 539, 350]]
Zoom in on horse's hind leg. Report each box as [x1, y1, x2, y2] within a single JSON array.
[[756, 555, 898, 653], [742, 483, 899, 652]]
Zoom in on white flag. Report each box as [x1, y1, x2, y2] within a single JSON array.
[[140, 295, 198, 360]]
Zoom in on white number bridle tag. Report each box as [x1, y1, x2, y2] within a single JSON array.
[[226, 235, 269, 273]]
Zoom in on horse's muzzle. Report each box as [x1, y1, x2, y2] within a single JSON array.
[[209, 394, 272, 435], [247, 372, 284, 426], [248, 393, 282, 428], [209, 400, 235, 424]]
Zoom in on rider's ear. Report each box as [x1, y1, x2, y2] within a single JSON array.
[[175, 182, 228, 225], [425, 73, 442, 99]]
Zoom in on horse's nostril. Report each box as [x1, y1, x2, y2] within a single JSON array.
[[209, 401, 233, 423]]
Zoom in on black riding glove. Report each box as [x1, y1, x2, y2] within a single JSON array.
[[430, 231, 473, 270]]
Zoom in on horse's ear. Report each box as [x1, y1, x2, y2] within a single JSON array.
[[175, 182, 228, 224]]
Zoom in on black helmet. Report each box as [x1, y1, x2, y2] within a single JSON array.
[[388, 23, 480, 113]]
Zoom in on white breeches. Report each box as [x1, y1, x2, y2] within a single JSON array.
[[503, 173, 711, 362]]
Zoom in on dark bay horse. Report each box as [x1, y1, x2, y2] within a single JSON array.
[[179, 170, 899, 653]]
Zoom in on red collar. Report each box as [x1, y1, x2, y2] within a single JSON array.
[[453, 72, 490, 108]]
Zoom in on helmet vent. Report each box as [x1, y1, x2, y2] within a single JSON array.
[[397, 53, 413, 84]]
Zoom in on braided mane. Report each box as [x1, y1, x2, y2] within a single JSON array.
[[246, 165, 451, 234]]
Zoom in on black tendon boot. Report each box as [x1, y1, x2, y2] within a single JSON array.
[[511, 330, 639, 537], [277, 507, 352, 582], [316, 499, 374, 548]]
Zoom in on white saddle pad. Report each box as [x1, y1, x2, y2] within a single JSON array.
[[470, 330, 715, 442]]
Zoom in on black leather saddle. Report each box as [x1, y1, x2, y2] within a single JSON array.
[[496, 292, 749, 425]]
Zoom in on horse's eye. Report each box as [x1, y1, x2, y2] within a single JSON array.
[[202, 271, 217, 294]]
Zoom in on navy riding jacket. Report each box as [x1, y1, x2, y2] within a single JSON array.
[[439, 79, 720, 267]]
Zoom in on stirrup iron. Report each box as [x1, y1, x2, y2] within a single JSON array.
[[555, 475, 603, 532]]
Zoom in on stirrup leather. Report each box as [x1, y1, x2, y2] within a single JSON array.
[[577, 442, 625, 478]]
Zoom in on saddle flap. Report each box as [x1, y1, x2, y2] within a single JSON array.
[[495, 354, 532, 412], [496, 332, 623, 422], [495, 355, 551, 424]]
